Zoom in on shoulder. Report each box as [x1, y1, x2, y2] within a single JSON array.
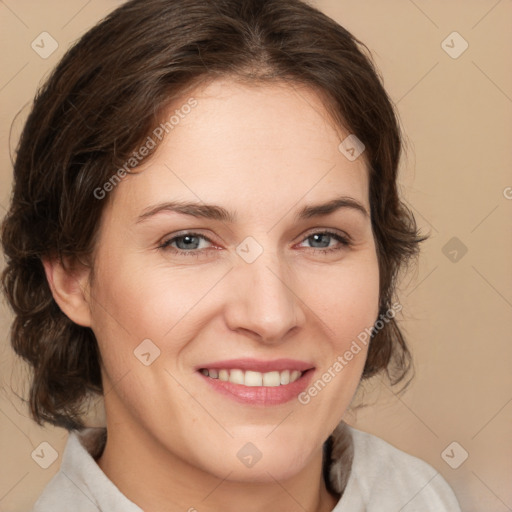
[[30, 432, 99, 512], [339, 426, 461, 511], [30, 428, 142, 512], [31, 472, 96, 512]]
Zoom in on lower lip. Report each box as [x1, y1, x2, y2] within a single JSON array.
[[197, 369, 315, 406]]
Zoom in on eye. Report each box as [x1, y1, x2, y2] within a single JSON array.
[[297, 230, 351, 254], [158, 232, 215, 257]]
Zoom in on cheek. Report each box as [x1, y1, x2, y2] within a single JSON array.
[[89, 249, 183, 335], [88, 250, 227, 374], [305, 252, 380, 346], [294, 254, 379, 429]]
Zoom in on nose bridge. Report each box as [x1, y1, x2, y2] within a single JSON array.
[[225, 241, 303, 342]]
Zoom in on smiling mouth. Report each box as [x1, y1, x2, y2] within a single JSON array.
[[199, 368, 306, 387]]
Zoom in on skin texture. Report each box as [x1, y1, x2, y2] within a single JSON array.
[[43, 78, 380, 512]]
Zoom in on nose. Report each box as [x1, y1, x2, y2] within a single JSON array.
[[223, 247, 306, 345]]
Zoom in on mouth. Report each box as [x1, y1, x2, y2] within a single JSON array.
[[195, 359, 315, 406]]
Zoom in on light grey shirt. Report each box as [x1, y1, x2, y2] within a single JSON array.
[[31, 425, 461, 511]]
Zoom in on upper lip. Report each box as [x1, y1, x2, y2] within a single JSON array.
[[196, 358, 315, 373]]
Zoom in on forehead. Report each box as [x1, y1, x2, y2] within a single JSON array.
[[108, 78, 369, 222]]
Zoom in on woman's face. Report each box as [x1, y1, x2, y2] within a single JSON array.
[[87, 78, 379, 482]]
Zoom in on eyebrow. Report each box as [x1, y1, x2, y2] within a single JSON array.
[[135, 196, 369, 224]]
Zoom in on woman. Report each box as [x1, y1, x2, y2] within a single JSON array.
[[1, 0, 462, 510]]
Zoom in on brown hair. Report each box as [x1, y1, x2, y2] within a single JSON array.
[[1, 0, 427, 430]]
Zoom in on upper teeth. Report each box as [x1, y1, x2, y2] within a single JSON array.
[[200, 368, 303, 387]]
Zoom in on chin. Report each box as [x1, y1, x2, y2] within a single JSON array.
[[193, 438, 315, 483], [212, 459, 307, 484]]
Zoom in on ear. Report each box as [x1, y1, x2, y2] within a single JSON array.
[[42, 255, 92, 327]]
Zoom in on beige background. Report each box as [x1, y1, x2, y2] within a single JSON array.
[[0, 1, 511, 511]]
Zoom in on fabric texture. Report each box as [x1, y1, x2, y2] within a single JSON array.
[[31, 423, 461, 511]]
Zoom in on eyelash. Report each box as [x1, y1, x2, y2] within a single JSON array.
[[158, 230, 352, 258]]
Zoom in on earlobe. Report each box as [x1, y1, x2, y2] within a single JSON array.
[[42, 256, 92, 327]]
